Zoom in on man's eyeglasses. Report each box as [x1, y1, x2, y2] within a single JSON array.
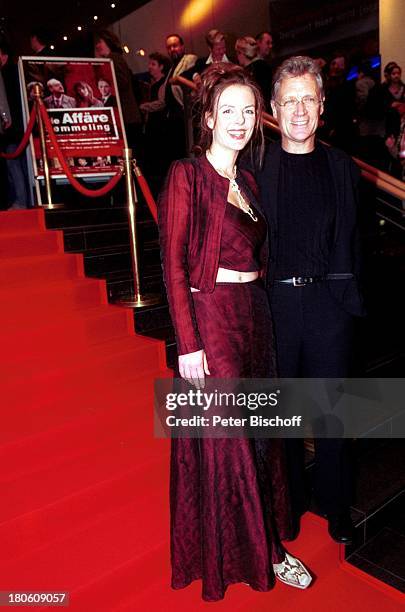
[[274, 96, 322, 110]]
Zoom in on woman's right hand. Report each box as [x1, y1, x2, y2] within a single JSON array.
[[178, 349, 210, 389]]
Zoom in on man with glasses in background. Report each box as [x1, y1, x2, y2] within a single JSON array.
[[257, 56, 365, 545]]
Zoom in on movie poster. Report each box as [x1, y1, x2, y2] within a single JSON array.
[[18, 56, 127, 180]]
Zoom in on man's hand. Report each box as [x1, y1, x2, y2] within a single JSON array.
[[178, 349, 210, 388]]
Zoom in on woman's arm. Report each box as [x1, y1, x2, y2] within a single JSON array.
[[158, 161, 210, 385], [140, 81, 166, 113]]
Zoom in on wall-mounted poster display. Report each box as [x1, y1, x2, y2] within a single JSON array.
[[18, 56, 127, 181]]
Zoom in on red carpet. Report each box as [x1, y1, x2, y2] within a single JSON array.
[[0, 209, 404, 611]]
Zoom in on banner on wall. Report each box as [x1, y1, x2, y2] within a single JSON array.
[[18, 56, 127, 180], [269, 0, 378, 58]]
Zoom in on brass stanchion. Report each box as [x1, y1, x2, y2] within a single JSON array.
[[114, 148, 160, 308], [33, 85, 62, 209]]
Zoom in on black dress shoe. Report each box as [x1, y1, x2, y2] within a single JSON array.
[[327, 511, 354, 544]]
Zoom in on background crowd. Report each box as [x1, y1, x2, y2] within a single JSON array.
[[0, 25, 404, 208]]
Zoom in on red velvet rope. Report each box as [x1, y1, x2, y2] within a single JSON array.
[[135, 172, 158, 222], [39, 103, 122, 197], [0, 105, 37, 159]]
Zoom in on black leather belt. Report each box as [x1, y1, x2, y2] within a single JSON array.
[[276, 273, 353, 287]]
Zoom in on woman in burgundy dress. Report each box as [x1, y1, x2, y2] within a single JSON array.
[[158, 64, 312, 601]]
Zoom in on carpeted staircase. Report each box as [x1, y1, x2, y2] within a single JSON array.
[[0, 209, 404, 611]]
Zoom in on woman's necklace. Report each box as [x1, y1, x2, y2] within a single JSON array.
[[206, 152, 258, 222]]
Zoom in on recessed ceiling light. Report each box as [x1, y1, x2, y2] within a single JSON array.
[[77, 26, 82, 31], [63, 36, 68, 41], [93, 15, 98, 20]]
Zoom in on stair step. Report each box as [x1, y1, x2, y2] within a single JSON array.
[[134, 303, 171, 333], [1, 333, 166, 405], [0, 350, 164, 448], [0, 452, 169, 567], [0, 461, 169, 588], [0, 209, 48, 233], [63, 226, 130, 253], [0, 253, 84, 286], [0, 230, 64, 257], [0, 278, 107, 319], [45, 207, 129, 229], [0, 419, 169, 524], [1, 305, 134, 357], [83, 250, 132, 276], [72, 542, 169, 612]]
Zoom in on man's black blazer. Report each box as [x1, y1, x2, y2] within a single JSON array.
[[256, 141, 365, 317]]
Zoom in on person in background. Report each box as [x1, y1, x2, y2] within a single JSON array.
[[160, 34, 197, 162], [380, 62, 405, 139], [235, 36, 272, 111], [0, 39, 30, 209], [182, 29, 231, 85], [140, 52, 171, 113], [94, 30, 143, 155], [355, 63, 376, 114], [165, 33, 197, 115], [256, 31, 273, 62], [385, 101, 405, 179], [140, 52, 171, 194], [158, 62, 312, 601], [320, 53, 356, 153], [29, 27, 54, 56], [357, 61, 404, 169]]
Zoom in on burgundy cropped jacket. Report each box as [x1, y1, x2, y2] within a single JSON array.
[[157, 154, 268, 356]]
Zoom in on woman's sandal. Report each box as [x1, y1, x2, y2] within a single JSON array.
[[273, 552, 312, 589]]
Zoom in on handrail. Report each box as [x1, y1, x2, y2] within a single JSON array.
[[352, 156, 405, 193], [171, 75, 405, 201]]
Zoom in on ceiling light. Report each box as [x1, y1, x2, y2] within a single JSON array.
[[111, 3, 116, 7], [50, 45, 55, 50], [77, 26, 82, 31], [93, 15, 98, 20], [63, 36, 68, 41], [123, 45, 130, 54]]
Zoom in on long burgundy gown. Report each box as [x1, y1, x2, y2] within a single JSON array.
[[170, 201, 293, 601]]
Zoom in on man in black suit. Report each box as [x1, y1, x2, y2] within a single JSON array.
[[257, 56, 365, 544]]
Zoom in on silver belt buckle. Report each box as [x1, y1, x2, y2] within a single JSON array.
[[293, 276, 307, 286]]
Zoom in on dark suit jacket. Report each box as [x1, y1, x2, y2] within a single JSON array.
[[257, 141, 365, 317], [158, 154, 267, 354]]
